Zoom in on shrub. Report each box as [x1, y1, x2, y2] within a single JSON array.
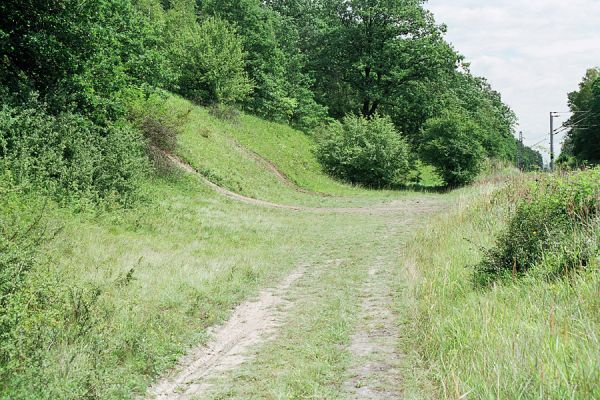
[[0, 178, 57, 380], [166, 11, 253, 105], [419, 113, 486, 187], [476, 169, 600, 284], [127, 91, 191, 171], [315, 115, 411, 187], [0, 104, 148, 204]]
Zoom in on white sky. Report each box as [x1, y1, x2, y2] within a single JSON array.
[[426, 0, 600, 159]]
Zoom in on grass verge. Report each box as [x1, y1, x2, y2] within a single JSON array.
[[401, 177, 600, 399]]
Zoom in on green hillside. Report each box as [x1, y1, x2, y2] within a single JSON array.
[[169, 95, 438, 207], [2, 1, 596, 399]]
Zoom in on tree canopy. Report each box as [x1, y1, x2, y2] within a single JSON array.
[[0, 0, 540, 193], [560, 68, 600, 165]]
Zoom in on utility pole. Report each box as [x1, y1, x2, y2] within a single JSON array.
[[518, 131, 523, 170], [550, 112, 558, 171]]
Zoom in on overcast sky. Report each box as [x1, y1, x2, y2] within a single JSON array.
[[426, 0, 600, 159]]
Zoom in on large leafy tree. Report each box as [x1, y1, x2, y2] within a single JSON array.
[[0, 0, 170, 118], [441, 70, 517, 160], [163, 0, 252, 104], [198, 0, 325, 128], [562, 68, 600, 164], [313, 0, 458, 120]]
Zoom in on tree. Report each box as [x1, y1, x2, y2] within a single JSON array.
[[315, 114, 411, 187], [164, 1, 253, 104], [441, 70, 517, 160], [0, 0, 171, 118], [562, 68, 600, 164], [312, 0, 458, 120], [420, 112, 485, 187], [199, 0, 326, 128]]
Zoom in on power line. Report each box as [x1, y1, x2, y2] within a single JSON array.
[[555, 110, 600, 133]]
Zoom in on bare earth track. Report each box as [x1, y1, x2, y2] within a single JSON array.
[[147, 265, 309, 399], [145, 151, 446, 399], [343, 258, 404, 399]]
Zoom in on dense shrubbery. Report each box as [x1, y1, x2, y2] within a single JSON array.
[[0, 104, 148, 204], [420, 112, 486, 186], [0, 179, 57, 386], [315, 115, 411, 187], [1, 0, 539, 192], [165, 9, 252, 104], [476, 169, 600, 284], [126, 91, 191, 171], [0, 0, 171, 203]]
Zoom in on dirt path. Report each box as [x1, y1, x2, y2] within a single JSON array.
[[146, 150, 445, 399], [146, 265, 310, 399], [343, 258, 404, 399], [165, 152, 437, 214]]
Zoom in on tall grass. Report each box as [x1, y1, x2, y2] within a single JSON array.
[[403, 174, 600, 399]]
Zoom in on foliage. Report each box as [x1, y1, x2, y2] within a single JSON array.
[[518, 140, 544, 171], [560, 68, 600, 164], [0, 104, 147, 204], [0, 0, 171, 119], [199, 0, 326, 129], [0, 179, 48, 309], [315, 115, 411, 187], [441, 71, 518, 160], [164, 4, 253, 105], [477, 169, 600, 284], [126, 90, 191, 171], [308, 0, 458, 121], [0, 178, 57, 388], [419, 112, 486, 186], [0, 0, 173, 203], [403, 179, 600, 398]]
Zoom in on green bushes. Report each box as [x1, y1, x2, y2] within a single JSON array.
[[0, 179, 56, 385], [165, 11, 253, 105], [126, 91, 191, 171], [0, 0, 172, 204], [315, 115, 411, 187], [420, 113, 486, 186], [477, 169, 600, 284], [0, 105, 147, 204]]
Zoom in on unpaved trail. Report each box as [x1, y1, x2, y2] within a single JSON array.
[[343, 258, 404, 399], [165, 152, 437, 214], [147, 265, 309, 399], [147, 149, 446, 399]]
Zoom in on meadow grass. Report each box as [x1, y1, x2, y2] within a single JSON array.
[[2, 96, 440, 399], [401, 180, 600, 399], [203, 206, 438, 400], [5, 171, 399, 399]]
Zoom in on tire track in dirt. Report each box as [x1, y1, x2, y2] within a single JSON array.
[[146, 265, 310, 400], [343, 258, 403, 399], [343, 211, 432, 399], [165, 152, 439, 214]]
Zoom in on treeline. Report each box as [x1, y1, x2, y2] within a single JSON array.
[[558, 68, 600, 167], [1, 0, 540, 197]]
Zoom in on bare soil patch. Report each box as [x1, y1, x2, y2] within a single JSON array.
[[146, 266, 308, 399]]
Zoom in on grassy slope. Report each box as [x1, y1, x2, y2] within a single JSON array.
[[400, 181, 600, 399], [170, 95, 439, 207], [4, 97, 436, 399]]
